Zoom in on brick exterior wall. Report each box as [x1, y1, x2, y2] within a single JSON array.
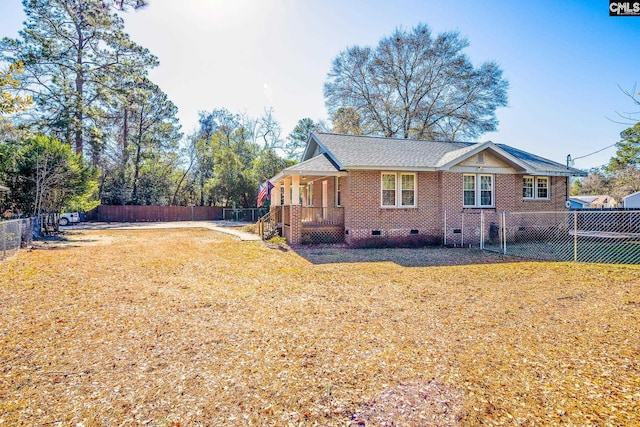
[[344, 170, 442, 246], [496, 175, 568, 212], [343, 170, 569, 247]]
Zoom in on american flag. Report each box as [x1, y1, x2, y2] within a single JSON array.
[[257, 180, 274, 207]]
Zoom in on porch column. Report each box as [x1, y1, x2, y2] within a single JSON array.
[[283, 178, 291, 205], [322, 180, 328, 220], [270, 185, 280, 206], [289, 176, 302, 244], [291, 175, 300, 205], [289, 205, 302, 244]]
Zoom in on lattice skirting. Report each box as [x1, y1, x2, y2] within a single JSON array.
[[301, 226, 345, 244]]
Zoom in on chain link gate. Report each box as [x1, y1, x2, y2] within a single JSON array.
[[222, 207, 268, 222], [1, 218, 35, 262], [479, 210, 640, 264]]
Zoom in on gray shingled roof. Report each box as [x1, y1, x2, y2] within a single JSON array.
[[285, 153, 339, 174], [312, 133, 472, 169], [303, 133, 584, 176], [496, 144, 581, 175]]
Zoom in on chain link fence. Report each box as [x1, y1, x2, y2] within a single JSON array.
[[1, 218, 36, 261], [222, 207, 268, 222], [445, 210, 640, 264]]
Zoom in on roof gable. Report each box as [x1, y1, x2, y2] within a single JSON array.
[[301, 135, 323, 161], [437, 141, 530, 172]]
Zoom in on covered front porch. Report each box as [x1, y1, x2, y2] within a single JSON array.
[[268, 156, 346, 244], [275, 205, 344, 244]]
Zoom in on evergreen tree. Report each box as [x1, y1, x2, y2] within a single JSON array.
[[98, 79, 182, 205], [1, 0, 157, 157], [286, 118, 317, 160], [1, 134, 98, 216], [607, 122, 640, 171], [0, 61, 32, 114]]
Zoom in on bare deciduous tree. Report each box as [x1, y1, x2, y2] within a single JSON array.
[[324, 23, 508, 141]]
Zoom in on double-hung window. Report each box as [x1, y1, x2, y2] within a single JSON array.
[[523, 176, 550, 200], [523, 177, 534, 198], [463, 174, 494, 208], [381, 172, 416, 208], [335, 176, 342, 206], [536, 177, 549, 199]]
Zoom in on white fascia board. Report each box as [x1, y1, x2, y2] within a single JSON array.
[[523, 167, 588, 177], [345, 165, 437, 172]]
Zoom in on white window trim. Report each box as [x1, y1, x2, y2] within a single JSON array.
[[463, 173, 495, 208], [380, 172, 417, 208], [523, 176, 534, 199], [523, 175, 550, 200], [335, 176, 342, 207], [536, 177, 550, 200]]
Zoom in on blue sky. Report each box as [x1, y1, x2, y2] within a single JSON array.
[[1, 0, 638, 169]]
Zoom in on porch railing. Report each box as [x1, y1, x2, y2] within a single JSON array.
[[301, 207, 344, 227], [257, 206, 282, 240]]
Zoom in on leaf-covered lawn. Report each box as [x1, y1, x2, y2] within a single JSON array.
[[1, 228, 639, 426]]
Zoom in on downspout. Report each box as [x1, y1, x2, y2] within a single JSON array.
[[566, 154, 571, 207]]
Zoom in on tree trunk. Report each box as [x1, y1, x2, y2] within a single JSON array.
[[171, 156, 194, 206], [74, 21, 85, 156], [131, 106, 145, 204]]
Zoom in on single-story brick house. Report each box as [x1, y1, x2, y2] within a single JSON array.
[[268, 133, 586, 246]]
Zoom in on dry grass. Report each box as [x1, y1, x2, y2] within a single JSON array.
[[1, 227, 639, 426]]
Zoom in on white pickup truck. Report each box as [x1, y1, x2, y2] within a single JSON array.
[[59, 212, 80, 226]]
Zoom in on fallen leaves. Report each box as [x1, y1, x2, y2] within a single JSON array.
[[0, 228, 639, 426]]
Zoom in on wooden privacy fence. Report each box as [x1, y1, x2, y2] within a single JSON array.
[[86, 205, 223, 222]]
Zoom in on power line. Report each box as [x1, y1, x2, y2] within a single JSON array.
[[572, 143, 617, 161], [567, 142, 618, 167]]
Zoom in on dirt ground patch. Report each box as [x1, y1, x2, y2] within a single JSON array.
[[1, 228, 639, 426], [293, 245, 520, 267]]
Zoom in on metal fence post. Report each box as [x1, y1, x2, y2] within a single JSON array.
[[573, 211, 578, 262], [502, 211, 507, 255], [480, 210, 484, 250], [2, 223, 6, 259], [443, 210, 447, 246]]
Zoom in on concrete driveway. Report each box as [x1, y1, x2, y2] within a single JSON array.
[[64, 220, 262, 241]]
